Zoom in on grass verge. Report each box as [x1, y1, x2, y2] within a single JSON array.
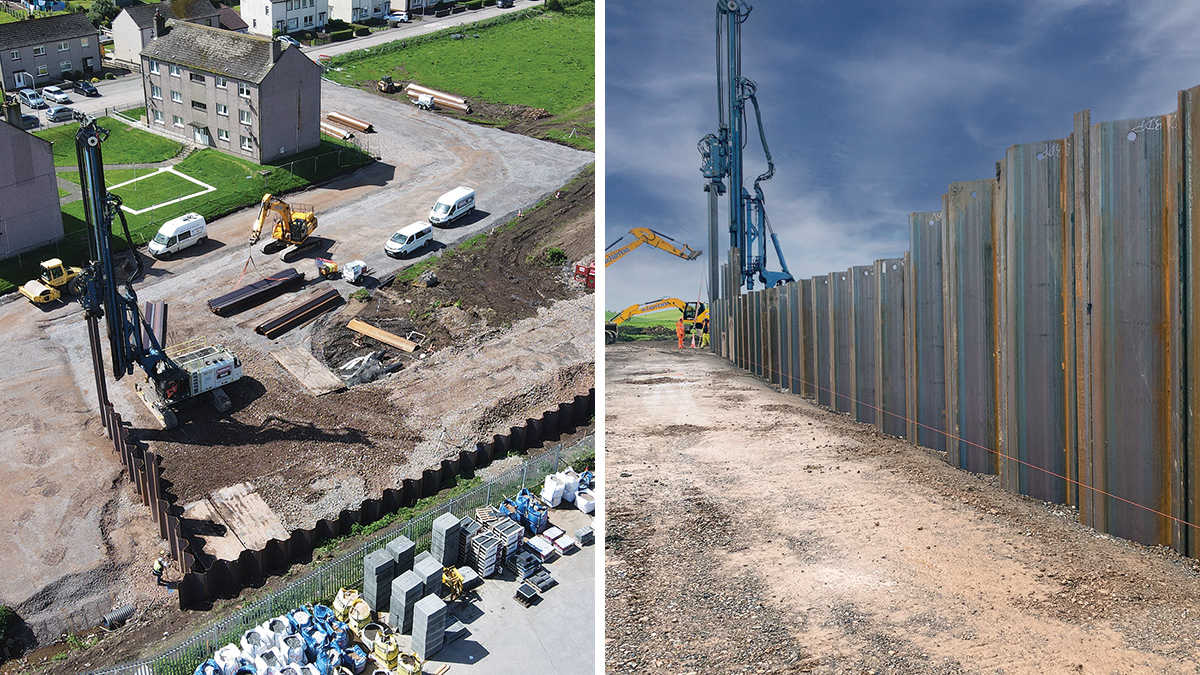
[[34, 116, 183, 167]]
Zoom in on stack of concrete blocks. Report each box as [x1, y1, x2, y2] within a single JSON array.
[[362, 549, 394, 612], [458, 517, 481, 566], [414, 556, 444, 598], [388, 570, 424, 633], [411, 595, 448, 660], [469, 531, 501, 578], [431, 513, 461, 566], [386, 535, 416, 573]]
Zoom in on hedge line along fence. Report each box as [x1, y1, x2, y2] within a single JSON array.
[[85, 433, 593, 675], [710, 82, 1200, 557]]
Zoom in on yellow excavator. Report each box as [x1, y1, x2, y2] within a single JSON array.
[[604, 227, 702, 267], [605, 297, 707, 344], [249, 194, 320, 262]]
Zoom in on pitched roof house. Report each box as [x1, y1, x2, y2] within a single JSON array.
[[140, 20, 321, 163], [111, 0, 220, 64], [0, 13, 100, 91]]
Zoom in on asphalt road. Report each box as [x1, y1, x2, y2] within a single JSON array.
[[16, 0, 541, 123]]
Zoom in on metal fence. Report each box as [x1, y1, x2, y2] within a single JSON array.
[[710, 81, 1200, 559], [86, 434, 593, 675]]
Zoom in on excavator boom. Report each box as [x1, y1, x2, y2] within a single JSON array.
[[604, 227, 702, 267]]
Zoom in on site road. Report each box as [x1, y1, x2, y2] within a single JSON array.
[[604, 342, 1200, 674]]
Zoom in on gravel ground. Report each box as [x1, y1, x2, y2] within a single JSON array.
[[606, 342, 1200, 674]]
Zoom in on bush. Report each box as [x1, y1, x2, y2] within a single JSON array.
[[350, 288, 371, 301], [464, 0, 483, 8], [104, 72, 116, 80], [542, 246, 566, 266], [483, 0, 496, 5], [90, 77, 100, 83], [545, 0, 562, 9], [330, 29, 354, 42], [302, 31, 313, 39], [0, 605, 13, 644], [326, 18, 350, 31], [354, 26, 370, 36]]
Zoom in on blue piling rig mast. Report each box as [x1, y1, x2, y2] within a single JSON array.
[[75, 117, 181, 387], [74, 115, 242, 429], [698, 0, 793, 297]]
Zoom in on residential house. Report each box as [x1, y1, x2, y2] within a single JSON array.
[[140, 20, 322, 163], [111, 0, 220, 64], [328, 0, 389, 23], [0, 13, 100, 91], [217, 4, 249, 33], [0, 98, 64, 258], [239, 0, 327, 37]]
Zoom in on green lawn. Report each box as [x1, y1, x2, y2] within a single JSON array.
[[327, 2, 594, 149], [34, 116, 183, 167], [0, 136, 372, 294], [0, 12, 19, 24], [58, 167, 153, 189], [122, 106, 147, 122]]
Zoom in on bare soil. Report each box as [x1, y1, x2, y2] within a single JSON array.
[[605, 342, 1200, 674]]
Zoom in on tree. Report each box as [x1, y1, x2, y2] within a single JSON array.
[[87, 0, 118, 28]]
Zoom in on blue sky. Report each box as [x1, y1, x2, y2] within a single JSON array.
[[603, 0, 1200, 311]]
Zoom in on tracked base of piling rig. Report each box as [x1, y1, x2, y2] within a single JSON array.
[[135, 382, 232, 430]]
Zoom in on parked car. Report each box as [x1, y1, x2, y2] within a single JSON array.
[[17, 88, 45, 109], [40, 85, 70, 104], [45, 105, 75, 122], [385, 10, 409, 21], [277, 35, 301, 48], [17, 113, 39, 130], [69, 80, 99, 97]]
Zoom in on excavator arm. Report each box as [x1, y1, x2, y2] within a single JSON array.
[[605, 297, 708, 345], [604, 227, 703, 267], [249, 193, 286, 244]]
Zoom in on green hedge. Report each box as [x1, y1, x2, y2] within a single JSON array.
[[330, 29, 353, 41], [326, 17, 350, 30], [464, 0, 483, 8], [353, 25, 369, 36]]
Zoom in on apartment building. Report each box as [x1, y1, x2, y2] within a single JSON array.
[[0, 13, 100, 91]]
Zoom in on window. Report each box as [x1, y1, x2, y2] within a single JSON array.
[[58, 41, 69, 52], [238, 82, 250, 98], [304, 15, 312, 25], [149, 60, 159, 74], [152, 109, 164, 124], [218, 128, 229, 141], [240, 135, 253, 151], [239, 109, 251, 124], [9, 50, 18, 61], [190, 73, 205, 83], [80, 37, 88, 48], [59, 60, 71, 73], [36, 65, 47, 77], [169, 64, 180, 77], [191, 100, 206, 111], [171, 90, 182, 103], [33, 46, 45, 56], [216, 103, 228, 116], [215, 76, 226, 89], [252, 18, 257, 27], [287, 17, 297, 29], [151, 84, 162, 99], [173, 115, 184, 127]]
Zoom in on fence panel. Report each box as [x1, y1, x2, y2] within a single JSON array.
[[874, 257, 906, 437], [849, 265, 877, 425]]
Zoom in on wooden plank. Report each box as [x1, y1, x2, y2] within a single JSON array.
[[208, 482, 290, 554], [271, 346, 345, 396], [347, 319, 417, 352]]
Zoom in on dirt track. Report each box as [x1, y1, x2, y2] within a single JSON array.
[[605, 342, 1200, 674]]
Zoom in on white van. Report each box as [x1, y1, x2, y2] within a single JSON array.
[[385, 221, 434, 257], [148, 212, 207, 258], [428, 187, 475, 226]]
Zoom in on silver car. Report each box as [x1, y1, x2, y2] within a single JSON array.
[[17, 88, 45, 109]]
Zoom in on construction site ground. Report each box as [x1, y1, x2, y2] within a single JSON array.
[[0, 78, 594, 662], [605, 342, 1200, 674]]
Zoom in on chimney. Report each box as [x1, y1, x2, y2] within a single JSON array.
[[3, 95, 20, 128], [271, 37, 281, 62], [153, 10, 169, 38]]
